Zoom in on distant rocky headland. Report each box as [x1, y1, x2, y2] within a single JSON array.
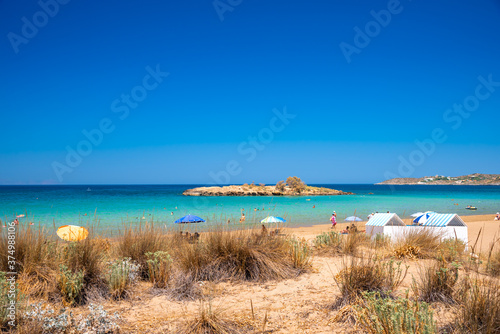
[[378, 173, 500, 185], [183, 177, 353, 196]]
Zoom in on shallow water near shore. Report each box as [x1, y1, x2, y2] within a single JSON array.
[[1, 184, 499, 231]]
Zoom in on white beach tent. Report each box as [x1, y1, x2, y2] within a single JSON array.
[[420, 213, 468, 245], [366, 213, 405, 239]]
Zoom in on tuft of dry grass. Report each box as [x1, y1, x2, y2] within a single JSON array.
[[436, 238, 466, 263], [1, 224, 107, 304], [167, 271, 203, 301], [333, 256, 408, 308], [453, 275, 500, 333], [413, 260, 460, 304], [167, 228, 311, 300], [314, 231, 343, 254], [342, 231, 370, 256], [0, 225, 59, 299], [370, 233, 391, 250], [486, 237, 500, 277], [146, 251, 172, 288], [177, 300, 252, 334], [175, 228, 309, 283], [313, 230, 370, 257], [289, 237, 312, 270], [59, 232, 105, 287], [116, 223, 170, 278], [393, 228, 443, 259]]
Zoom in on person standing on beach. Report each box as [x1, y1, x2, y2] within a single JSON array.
[[330, 213, 337, 229]]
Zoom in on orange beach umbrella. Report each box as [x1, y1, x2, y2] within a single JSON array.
[[57, 225, 89, 242]]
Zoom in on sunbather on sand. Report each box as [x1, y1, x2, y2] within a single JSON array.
[[340, 226, 350, 234]]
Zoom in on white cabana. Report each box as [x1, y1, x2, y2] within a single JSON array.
[[365, 213, 405, 238], [420, 213, 468, 245], [366, 212, 469, 247]]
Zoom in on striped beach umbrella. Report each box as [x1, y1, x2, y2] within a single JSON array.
[[412, 211, 436, 224], [260, 216, 286, 223]]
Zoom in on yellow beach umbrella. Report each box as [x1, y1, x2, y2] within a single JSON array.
[[57, 225, 89, 242]]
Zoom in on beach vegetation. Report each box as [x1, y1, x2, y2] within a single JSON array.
[[0, 225, 59, 299], [453, 275, 500, 333], [436, 238, 466, 263], [174, 229, 309, 284], [355, 292, 437, 334], [413, 260, 460, 304], [105, 257, 140, 299], [371, 233, 391, 249], [289, 237, 312, 270], [486, 239, 500, 277], [116, 223, 169, 279], [333, 256, 408, 307], [146, 251, 172, 288], [313, 230, 369, 256], [5, 217, 500, 332], [179, 300, 251, 334], [22, 302, 73, 333], [59, 236, 104, 288], [314, 231, 343, 253], [58, 264, 85, 306], [22, 302, 120, 334], [393, 228, 442, 259], [342, 229, 369, 256]]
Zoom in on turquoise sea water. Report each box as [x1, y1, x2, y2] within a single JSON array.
[[1, 185, 499, 231]]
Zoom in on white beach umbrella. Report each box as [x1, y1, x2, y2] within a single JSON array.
[[344, 216, 363, 222]]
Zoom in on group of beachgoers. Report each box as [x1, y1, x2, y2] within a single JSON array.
[[329, 212, 360, 234]]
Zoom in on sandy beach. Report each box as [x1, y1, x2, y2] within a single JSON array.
[[4, 213, 499, 333], [110, 213, 500, 333]]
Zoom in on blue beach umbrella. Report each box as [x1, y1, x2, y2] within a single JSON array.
[[412, 211, 436, 225], [174, 214, 206, 224], [260, 216, 286, 223], [344, 216, 363, 222]]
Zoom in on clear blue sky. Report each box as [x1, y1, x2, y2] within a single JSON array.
[[1, 0, 500, 185]]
